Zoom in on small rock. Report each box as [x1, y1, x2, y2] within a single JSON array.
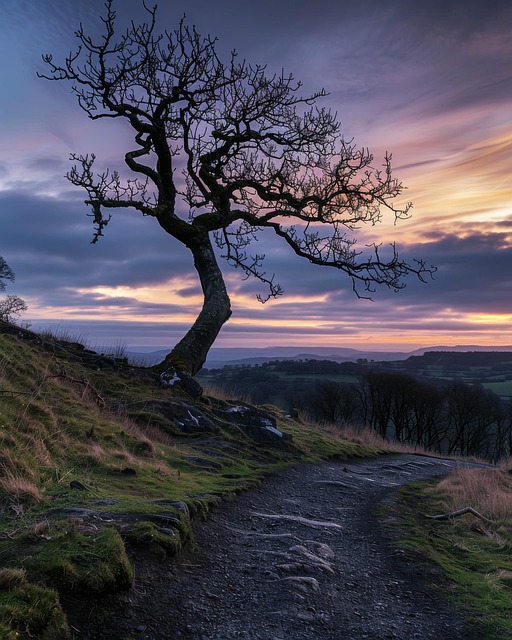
[[69, 480, 87, 491]]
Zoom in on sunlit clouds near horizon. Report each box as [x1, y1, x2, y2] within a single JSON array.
[[1, 0, 512, 351]]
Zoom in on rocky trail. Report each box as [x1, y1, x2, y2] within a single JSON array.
[[68, 454, 485, 639]]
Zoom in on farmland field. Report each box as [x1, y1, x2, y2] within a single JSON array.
[[482, 380, 512, 397]]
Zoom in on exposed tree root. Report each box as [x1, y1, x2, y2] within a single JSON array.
[[252, 512, 342, 529], [427, 506, 492, 522]]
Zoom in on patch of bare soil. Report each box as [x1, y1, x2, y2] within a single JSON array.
[[66, 454, 485, 640]]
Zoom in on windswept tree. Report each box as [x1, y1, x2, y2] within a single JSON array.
[[0, 257, 15, 292], [40, 1, 433, 380]]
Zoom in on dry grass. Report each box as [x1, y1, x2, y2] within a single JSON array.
[[0, 429, 17, 448], [0, 424, 49, 508], [142, 424, 175, 447], [436, 466, 512, 526], [21, 432, 56, 468], [111, 447, 139, 466], [0, 472, 45, 506], [0, 449, 36, 481], [497, 457, 512, 472], [13, 397, 70, 454], [81, 441, 107, 464], [314, 421, 433, 457], [0, 567, 27, 590], [202, 382, 252, 404], [120, 424, 156, 457], [0, 357, 8, 385], [91, 338, 127, 359]]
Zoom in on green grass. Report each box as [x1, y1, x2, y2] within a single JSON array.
[[394, 481, 512, 639], [126, 520, 184, 559], [482, 380, 512, 396], [18, 523, 133, 597], [0, 571, 70, 639], [283, 418, 382, 460]]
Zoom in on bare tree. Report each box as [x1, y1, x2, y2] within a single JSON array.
[[444, 382, 498, 457], [0, 295, 28, 324], [40, 1, 433, 380], [360, 371, 394, 437], [408, 381, 445, 451], [308, 380, 359, 425]]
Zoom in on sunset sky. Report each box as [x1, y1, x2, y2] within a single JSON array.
[[1, 0, 512, 351]]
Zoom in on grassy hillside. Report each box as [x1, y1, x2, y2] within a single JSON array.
[[3, 322, 512, 638], [0, 322, 380, 638]]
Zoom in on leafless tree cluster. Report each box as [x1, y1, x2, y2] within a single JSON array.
[[309, 373, 510, 461]]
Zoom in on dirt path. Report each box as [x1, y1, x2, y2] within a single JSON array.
[[69, 454, 484, 639]]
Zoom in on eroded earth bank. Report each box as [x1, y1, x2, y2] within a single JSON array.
[[69, 455, 484, 640]]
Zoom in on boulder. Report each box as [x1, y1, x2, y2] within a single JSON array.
[[159, 370, 203, 399], [220, 404, 292, 447]]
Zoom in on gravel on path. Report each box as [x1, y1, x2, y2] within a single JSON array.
[[68, 454, 485, 640]]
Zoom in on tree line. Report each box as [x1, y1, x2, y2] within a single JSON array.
[[201, 362, 512, 461], [0, 257, 27, 324], [298, 372, 511, 462]]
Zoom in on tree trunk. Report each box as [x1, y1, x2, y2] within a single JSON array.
[[158, 230, 232, 378]]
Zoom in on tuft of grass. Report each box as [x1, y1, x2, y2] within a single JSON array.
[[284, 418, 384, 460], [304, 418, 437, 457], [200, 381, 253, 404], [0, 472, 44, 506], [92, 338, 128, 360]]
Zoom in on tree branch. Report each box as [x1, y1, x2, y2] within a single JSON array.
[[427, 506, 492, 523]]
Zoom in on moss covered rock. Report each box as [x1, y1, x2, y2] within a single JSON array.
[[0, 579, 70, 639]]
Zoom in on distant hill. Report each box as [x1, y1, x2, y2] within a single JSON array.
[[127, 346, 411, 367], [127, 344, 512, 368]]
